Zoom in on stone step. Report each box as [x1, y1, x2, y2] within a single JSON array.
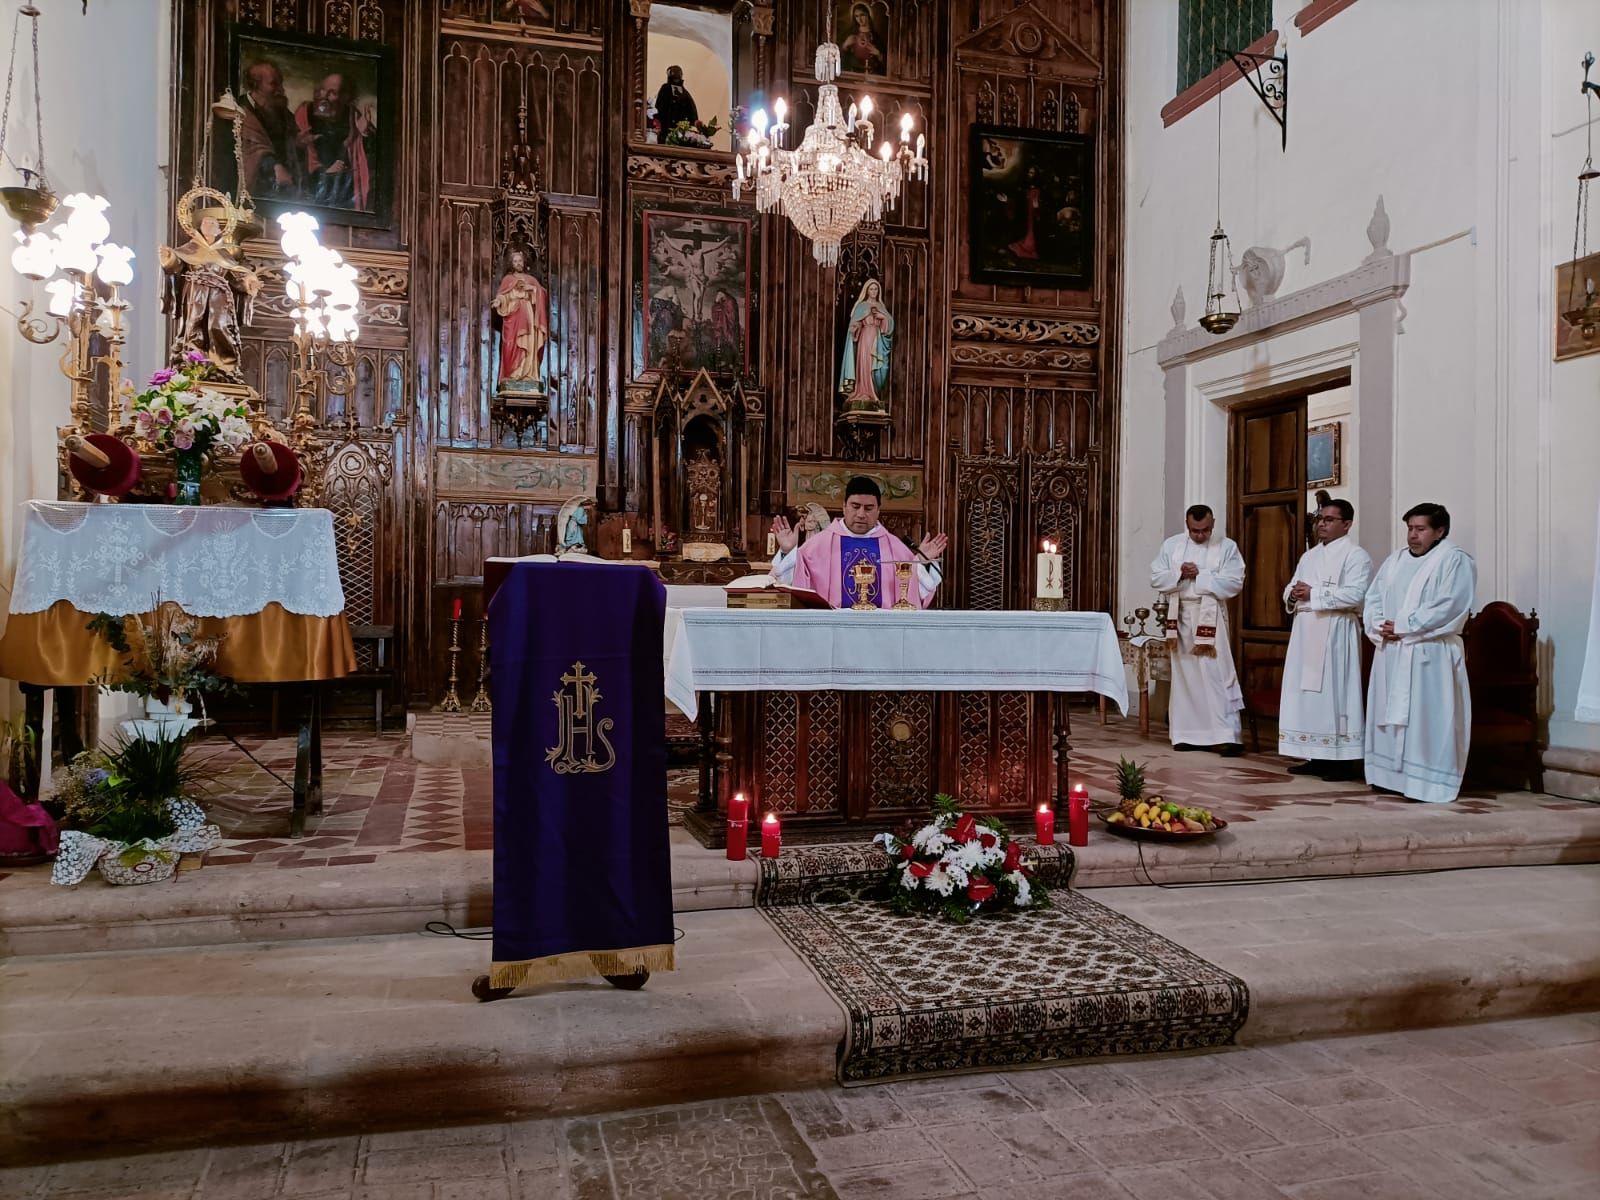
[[3, 864, 1595, 1164], [5, 797, 1596, 955]]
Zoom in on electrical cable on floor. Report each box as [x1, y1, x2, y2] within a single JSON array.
[[424, 920, 687, 943]]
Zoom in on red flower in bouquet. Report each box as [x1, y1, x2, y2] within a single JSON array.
[[967, 877, 997, 902], [901, 842, 916, 859], [953, 813, 978, 844], [908, 860, 934, 878], [979, 832, 997, 849], [1003, 841, 1023, 871]]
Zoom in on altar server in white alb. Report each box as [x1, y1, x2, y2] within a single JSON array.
[[1150, 505, 1247, 755], [1363, 502, 1476, 803], [1278, 493, 1373, 780]]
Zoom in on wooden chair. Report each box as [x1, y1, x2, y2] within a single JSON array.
[[348, 624, 397, 732], [1463, 602, 1542, 792]]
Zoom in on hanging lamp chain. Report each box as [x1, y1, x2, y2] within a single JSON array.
[[0, 4, 48, 190]]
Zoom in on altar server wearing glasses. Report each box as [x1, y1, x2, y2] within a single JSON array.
[[1150, 504, 1247, 756], [1363, 502, 1476, 803], [1278, 492, 1373, 780], [770, 476, 946, 609]]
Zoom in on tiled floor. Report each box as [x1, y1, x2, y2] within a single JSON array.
[[13, 710, 1584, 876], [3, 1012, 1596, 1198]]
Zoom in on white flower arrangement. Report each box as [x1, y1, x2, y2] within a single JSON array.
[[874, 794, 1049, 923]]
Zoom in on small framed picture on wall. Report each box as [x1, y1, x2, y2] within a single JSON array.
[[1307, 422, 1342, 488]]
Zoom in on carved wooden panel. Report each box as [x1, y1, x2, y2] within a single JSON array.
[[867, 692, 935, 811], [172, 0, 1124, 712]]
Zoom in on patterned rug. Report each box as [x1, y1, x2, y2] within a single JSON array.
[[756, 844, 1249, 1085]]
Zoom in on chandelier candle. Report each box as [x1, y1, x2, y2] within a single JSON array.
[[1035, 804, 1056, 846], [761, 812, 782, 859], [727, 792, 749, 860], [1069, 784, 1089, 847], [1036, 539, 1064, 599]]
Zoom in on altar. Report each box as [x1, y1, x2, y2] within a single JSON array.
[[666, 609, 1128, 846]]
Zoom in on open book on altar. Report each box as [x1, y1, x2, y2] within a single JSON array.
[[723, 574, 832, 610]]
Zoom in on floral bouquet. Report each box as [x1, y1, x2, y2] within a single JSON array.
[[730, 105, 751, 139], [873, 793, 1048, 923], [127, 351, 253, 456], [663, 116, 722, 148]]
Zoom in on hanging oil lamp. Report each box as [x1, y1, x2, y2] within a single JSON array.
[[1560, 52, 1600, 343], [0, 5, 57, 233], [1199, 82, 1240, 335]]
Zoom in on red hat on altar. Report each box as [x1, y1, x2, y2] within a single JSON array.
[[240, 440, 303, 501], [66, 433, 141, 497]]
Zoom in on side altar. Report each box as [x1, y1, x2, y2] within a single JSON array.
[[665, 609, 1129, 846]]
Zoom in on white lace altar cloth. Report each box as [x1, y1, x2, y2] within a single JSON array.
[[665, 608, 1129, 720], [9, 501, 347, 619]]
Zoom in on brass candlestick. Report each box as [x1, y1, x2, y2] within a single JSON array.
[[891, 560, 915, 609], [469, 618, 492, 713], [440, 609, 464, 713]]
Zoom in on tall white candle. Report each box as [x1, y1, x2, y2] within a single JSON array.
[[1035, 539, 1064, 599]]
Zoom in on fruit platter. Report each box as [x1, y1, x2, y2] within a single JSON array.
[[1099, 756, 1228, 841]]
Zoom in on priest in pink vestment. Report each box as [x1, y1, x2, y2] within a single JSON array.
[[769, 476, 948, 609]]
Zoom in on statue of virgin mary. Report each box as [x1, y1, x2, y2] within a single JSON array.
[[838, 279, 893, 413]]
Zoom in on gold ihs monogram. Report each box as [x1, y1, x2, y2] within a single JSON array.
[[545, 661, 616, 774]]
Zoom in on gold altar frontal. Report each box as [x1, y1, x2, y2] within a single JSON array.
[[681, 689, 1070, 848]]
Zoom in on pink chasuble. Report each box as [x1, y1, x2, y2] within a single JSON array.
[[792, 519, 926, 609]]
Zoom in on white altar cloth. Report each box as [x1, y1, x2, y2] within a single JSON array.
[[665, 608, 1129, 719], [9, 501, 346, 618]]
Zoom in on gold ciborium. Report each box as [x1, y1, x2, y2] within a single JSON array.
[[849, 559, 878, 610], [891, 560, 915, 610], [1134, 607, 1151, 635]]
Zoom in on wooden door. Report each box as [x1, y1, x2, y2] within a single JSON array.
[[1229, 397, 1307, 722]]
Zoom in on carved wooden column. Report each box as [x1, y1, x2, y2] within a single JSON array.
[[630, 0, 651, 141], [751, 2, 773, 92]]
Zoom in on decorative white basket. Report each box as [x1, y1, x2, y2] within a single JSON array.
[[97, 850, 180, 886]]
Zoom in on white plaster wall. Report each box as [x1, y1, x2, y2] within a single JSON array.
[[0, 0, 169, 720], [1121, 0, 1600, 746]]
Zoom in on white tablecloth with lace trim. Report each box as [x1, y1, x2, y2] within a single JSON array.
[[665, 608, 1129, 719], [9, 501, 346, 618]]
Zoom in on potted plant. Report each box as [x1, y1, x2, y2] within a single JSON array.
[[89, 604, 233, 740], [49, 733, 219, 886]]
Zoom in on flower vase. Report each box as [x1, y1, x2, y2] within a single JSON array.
[[172, 447, 203, 506], [123, 694, 199, 742]]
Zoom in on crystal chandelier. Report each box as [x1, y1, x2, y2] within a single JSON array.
[[732, 43, 928, 268]]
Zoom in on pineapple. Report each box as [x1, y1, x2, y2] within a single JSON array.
[[1116, 756, 1146, 817]]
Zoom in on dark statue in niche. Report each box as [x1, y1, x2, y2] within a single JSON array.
[[687, 447, 720, 535], [653, 65, 699, 131]]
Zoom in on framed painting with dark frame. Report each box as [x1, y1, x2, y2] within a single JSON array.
[[220, 25, 396, 230], [1307, 422, 1341, 489], [633, 204, 756, 378], [969, 125, 1094, 289]]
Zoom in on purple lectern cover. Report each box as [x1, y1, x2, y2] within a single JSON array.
[[486, 562, 675, 988]]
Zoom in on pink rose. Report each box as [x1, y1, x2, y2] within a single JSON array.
[[173, 430, 195, 450], [154, 407, 173, 426]]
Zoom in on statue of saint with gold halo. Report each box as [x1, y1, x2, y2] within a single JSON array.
[[157, 186, 264, 380]]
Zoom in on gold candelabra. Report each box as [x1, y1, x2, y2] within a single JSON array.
[[469, 618, 492, 713], [441, 608, 464, 713]]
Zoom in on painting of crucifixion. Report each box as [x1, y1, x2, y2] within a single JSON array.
[[639, 209, 752, 376]]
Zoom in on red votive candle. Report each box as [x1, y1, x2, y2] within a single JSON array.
[[1035, 804, 1056, 846], [761, 812, 782, 858], [1069, 784, 1089, 847], [452, 597, 462, 620], [726, 792, 749, 861]]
